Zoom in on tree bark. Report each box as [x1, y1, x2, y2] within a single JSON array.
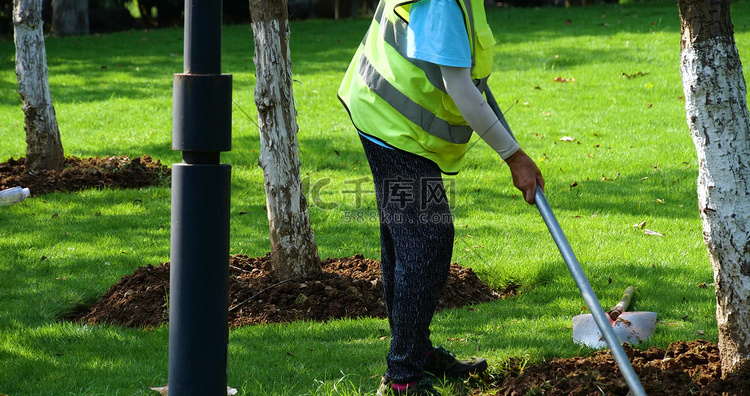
[[14, 0, 65, 171], [678, 0, 750, 376], [51, 0, 89, 36], [249, 0, 321, 280]]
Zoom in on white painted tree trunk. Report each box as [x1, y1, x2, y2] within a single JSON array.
[[249, 0, 321, 280], [678, 0, 750, 376], [13, 0, 65, 171]]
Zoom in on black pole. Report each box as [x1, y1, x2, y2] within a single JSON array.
[[169, 0, 232, 393]]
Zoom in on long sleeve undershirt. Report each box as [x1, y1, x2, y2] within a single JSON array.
[[408, 0, 520, 160]]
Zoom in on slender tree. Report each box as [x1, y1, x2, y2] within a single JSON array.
[[249, 0, 321, 280], [13, 0, 65, 171], [678, 0, 750, 376]]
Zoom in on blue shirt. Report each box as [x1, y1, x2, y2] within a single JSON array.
[[360, 0, 472, 149], [407, 0, 472, 67]]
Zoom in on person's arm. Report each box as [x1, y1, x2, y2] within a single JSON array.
[[440, 66, 519, 159], [441, 65, 544, 204]]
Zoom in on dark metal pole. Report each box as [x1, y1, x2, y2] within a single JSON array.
[[169, 0, 232, 393]]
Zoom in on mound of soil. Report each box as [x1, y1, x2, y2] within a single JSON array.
[[0, 155, 171, 195], [480, 340, 749, 396], [66, 254, 508, 328]]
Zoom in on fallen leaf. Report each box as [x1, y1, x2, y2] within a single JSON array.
[[150, 386, 169, 395], [633, 221, 646, 229], [560, 136, 576, 142], [656, 199, 664, 204], [696, 330, 705, 335], [621, 71, 648, 79], [570, 181, 579, 188], [552, 76, 575, 83], [149, 385, 238, 395], [643, 229, 663, 237]]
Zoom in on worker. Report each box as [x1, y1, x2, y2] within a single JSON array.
[[338, 0, 545, 394]]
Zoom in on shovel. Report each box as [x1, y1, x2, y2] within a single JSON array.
[[484, 87, 647, 396], [573, 286, 657, 349]]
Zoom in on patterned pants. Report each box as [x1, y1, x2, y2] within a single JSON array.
[[359, 135, 455, 383]]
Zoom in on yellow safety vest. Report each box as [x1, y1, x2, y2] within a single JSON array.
[[338, 0, 496, 174]]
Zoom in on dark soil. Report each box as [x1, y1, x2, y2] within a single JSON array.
[[65, 254, 508, 328], [4, 156, 747, 395], [0, 155, 171, 195], [478, 340, 750, 396]]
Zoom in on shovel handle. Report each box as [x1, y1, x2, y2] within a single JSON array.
[[609, 286, 636, 321], [485, 86, 646, 396]]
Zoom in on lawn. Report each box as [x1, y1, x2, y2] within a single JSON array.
[[1, 1, 748, 394]]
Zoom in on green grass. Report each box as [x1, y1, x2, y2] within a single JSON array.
[[2, 0, 748, 394]]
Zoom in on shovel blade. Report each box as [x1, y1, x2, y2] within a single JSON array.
[[572, 311, 657, 349]]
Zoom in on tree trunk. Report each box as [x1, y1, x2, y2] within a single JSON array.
[[678, 0, 750, 376], [14, 0, 64, 171], [249, 0, 321, 280], [51, 0, 88, 36]]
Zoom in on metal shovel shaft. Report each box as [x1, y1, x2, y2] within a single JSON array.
[[535, 190, 646, 396], [483, 87, 646, 396]]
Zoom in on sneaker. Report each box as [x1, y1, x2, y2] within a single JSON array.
[[376, 376, 441, 396], [423, 346, 488, 378]]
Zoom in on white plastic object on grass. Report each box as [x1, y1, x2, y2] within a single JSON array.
[[0, 186, 31, 206]]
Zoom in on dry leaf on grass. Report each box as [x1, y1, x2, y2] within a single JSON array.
[[644, 229, 663, 237], [150, 385, 238, 395]]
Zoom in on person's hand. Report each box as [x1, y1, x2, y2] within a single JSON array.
[[504, 149, 544, 205]]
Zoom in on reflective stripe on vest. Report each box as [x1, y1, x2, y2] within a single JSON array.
[[357, 53, 474, 144], [357, 0, 475, 144]]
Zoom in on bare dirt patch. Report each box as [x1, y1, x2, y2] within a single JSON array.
[[65, 254, 507, 328], [477, 340, 749, 395], [0, 155, 171, 195]]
